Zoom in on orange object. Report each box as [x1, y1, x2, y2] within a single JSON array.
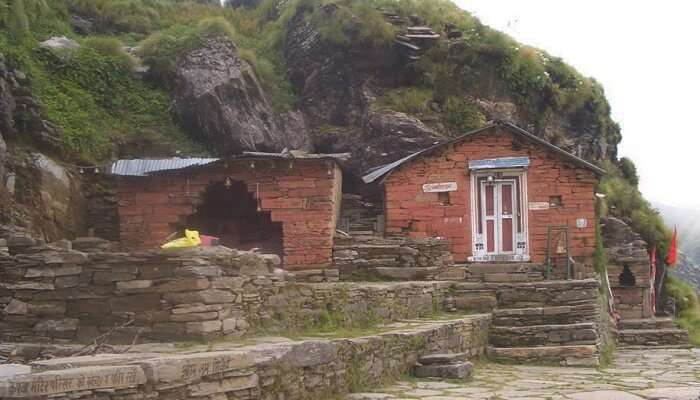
[[666, 227, 677, 266]]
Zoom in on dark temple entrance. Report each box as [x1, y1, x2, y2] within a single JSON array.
[[186, 180, 283, 258]]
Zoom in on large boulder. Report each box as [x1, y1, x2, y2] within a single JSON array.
[[285, 7, 400, 127], [173, 35, 311, 154]]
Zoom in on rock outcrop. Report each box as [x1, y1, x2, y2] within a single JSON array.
[[172, 35, 311, 154]]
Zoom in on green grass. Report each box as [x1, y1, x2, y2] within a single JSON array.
[[376, 87, 434, 115], [664, 275, 700, 346], [598, 159, 672, 258]]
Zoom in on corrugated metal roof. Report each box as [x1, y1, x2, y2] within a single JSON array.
[[469, 156, 530, 170], [109, 158, 220, 176], [108, 152, 352, 177], [362, 121, 605, 184]]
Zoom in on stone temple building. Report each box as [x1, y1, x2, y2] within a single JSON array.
[[363, 121, 604, 277], [109, 151, 346, 271]]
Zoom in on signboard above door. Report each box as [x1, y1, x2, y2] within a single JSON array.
[[423, 182, 457, 193]]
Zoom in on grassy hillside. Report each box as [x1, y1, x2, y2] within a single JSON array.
[[0, 0, 623, 159]]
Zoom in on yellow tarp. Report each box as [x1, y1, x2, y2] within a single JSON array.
[[161, 229, 201, 249]]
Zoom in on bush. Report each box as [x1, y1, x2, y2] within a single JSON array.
[[82, 37, 136, 70], [664, 275, 700, 346], [309, 0, 395, 48], [619, 157, 639, 186], [598, 160, 672, 257], [65, 0, 166, 34], [379, 88, 433, 115], [0, 0, 50, 35], [443, 96, 485, 131]]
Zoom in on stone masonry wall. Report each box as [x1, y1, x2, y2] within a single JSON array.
[[333, 236, 457, 280], [384, 127, 597, 265], [0, 315, 491, 399], [116, 159, 342, 270], [0, 237, 461, 343], [603, 217, 653, 319]]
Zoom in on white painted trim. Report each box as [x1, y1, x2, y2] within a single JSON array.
[[468, 168, 529, 262]]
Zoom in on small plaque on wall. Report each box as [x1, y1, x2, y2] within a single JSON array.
[[576, 218, 588, 229], [423, 182, 457, 193], [528, 202, 550, 211]]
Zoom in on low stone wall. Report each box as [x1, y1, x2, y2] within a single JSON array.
[[0, 238, 461, 343], [334, 236, 457, 280], [0, 316, 491, 399]]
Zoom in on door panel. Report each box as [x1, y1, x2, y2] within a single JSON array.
[[480, 180, 517, 255], [502, 218, 513, 252], [471, 172, 529, 262]]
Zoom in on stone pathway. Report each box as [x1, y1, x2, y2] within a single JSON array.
[[348, 348, 700, 400]]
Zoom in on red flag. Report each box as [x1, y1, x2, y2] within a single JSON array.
[[666, 227, 678, 266], [650, 246, 656, 314]]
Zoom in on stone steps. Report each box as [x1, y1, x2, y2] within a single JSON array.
[[463, 263, 546, 283], [618, 317, 676, 330], [492, 304, 599, 326], [618, 328, 691, 347], [413, 353, 474, 380], [452, 278, 600, 309], [487, 344, 599, 367], [490, 322, 599, 347], [468, 278, 603, 366]]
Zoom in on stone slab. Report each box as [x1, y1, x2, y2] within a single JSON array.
[[30, 353, 161, 371], [0, 365, 146, 398], [413, 362, 473, 379], [136, 351, 255, 384], [418, 353, 467, 365]]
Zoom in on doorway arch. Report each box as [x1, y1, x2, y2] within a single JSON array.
[[185, 180, 283, 260]]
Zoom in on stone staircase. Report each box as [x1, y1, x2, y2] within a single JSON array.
[[450, 278, 602, 366], [333, 235, 456, 281], [617, 318, 691, 348], [463, 262, 547, 283]]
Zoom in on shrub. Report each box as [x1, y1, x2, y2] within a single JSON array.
[[82, 37, 136, 70], [443, 96, 485, 131], [663, 275, 700, 346], [309, 0, 395, 48], [0, 0, 50, 35], [379, 88, 433, 115], [65, 0, 166, 34], [618, 157, 639, 186], [598, 161, 672, 257]]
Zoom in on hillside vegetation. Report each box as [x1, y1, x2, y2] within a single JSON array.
[[0, 0, 672, 260]]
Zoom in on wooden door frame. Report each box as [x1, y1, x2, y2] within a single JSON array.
[[469, 168, 530, 262]]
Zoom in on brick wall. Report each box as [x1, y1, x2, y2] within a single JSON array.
[[384, 127, 597, 265], [116, 159, 342, 270]]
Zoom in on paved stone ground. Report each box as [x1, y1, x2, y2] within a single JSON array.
[[348, 348, 700, 400]]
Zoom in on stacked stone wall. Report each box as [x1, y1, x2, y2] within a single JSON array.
[[603, 217, 653, 319], [0, 238, 460, 343], [0, 316, 491, 400]]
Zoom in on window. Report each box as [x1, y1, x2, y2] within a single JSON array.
[[549, 195, 563, 207], [438, 191, 451, 206]]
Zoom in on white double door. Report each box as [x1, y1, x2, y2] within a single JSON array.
[[480, 179, 517, 255]]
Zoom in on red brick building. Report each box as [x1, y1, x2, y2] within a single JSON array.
[[363, 122, 604, 268], [110, 152, 345, 271]]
